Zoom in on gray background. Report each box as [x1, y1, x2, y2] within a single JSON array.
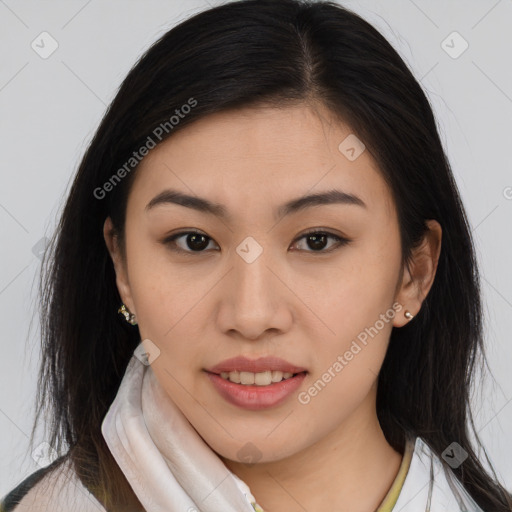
[[1, 0, 511, 498]]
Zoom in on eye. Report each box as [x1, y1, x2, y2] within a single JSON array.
[[291, 229, 350, 253], [163, 229, 218, 254]]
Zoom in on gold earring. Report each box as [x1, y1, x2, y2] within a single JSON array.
[[118, 304, 137, 325], [404, 310, 414, 321]]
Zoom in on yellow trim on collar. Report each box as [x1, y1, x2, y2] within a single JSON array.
[[376, 437, 415, 511]]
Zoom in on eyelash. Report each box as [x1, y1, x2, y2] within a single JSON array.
[[162, 228, 351, 255]]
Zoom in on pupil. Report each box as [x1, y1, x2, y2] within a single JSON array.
[[308, 234, 327, 251], [188, 234, 209, 251]]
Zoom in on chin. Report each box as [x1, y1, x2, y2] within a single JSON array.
[[204, 433, 307, 466]]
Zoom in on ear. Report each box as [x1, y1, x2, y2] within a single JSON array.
[[393, 219, 442, 327], [103, 217, 136, 316]]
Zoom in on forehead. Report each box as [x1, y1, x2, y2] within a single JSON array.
[[128, 103, 396, 221]]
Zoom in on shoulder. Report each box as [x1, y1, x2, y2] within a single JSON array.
[[393, 436, 485, 511], [1, 456, 106, 512], [1, 462, 55, 512]]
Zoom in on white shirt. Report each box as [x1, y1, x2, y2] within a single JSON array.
[[4, 435, 486, 511], [390, 436, 485, 511]]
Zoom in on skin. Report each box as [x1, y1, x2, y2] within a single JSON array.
[[104, 102, 442, 511]]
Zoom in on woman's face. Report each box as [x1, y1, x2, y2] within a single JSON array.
[[105, 103, 427, 463]]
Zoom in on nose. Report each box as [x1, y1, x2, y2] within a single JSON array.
[[216, 243, 293, 341]]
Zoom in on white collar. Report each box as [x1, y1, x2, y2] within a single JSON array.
[[392, 436, 485, 511], [101, 350, 259, 512]]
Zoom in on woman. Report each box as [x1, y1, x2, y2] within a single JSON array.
[[2, 0, 511, 510]]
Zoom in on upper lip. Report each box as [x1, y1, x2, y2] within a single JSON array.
[[206, 356, 307, 374]]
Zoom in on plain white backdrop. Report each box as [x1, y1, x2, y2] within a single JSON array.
[[1, 0, 511, 498]]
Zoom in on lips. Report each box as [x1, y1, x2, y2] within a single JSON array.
[[206, 356, 307, 375], [206, 371, 307, 410], [205, 356, 308, 410]]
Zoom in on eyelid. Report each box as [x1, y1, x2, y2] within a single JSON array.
[[162, 227, 351, 255], [292, 228, 351, 253], [161, 229, 214, 255]]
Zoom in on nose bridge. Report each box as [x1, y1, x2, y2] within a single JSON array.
[[218, 233, 289, 338], [233, 234, 276, 307]]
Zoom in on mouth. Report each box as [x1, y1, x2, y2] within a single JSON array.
[[204, 356, 308, 410]]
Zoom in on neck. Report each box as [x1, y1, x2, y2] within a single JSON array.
[[221, 387, 403, 512]]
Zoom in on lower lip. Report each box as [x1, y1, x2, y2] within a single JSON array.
[[205, 371, 307, 410]]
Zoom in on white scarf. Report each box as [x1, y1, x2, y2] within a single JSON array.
[[100, 346, 263, 512]]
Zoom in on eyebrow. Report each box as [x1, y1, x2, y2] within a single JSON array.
[[145, 188, 366, 221]]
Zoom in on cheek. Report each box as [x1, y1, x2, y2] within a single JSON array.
[[300, 231, 401, 399], [124, 248, 208, 392], [306, 233, 401, 341], [124, 230, 203, 334]]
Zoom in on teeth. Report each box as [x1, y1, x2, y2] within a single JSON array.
[[240, 371, 255, 385], [271, 370, 283, 382], [229, 370, 240, 383], [254, 371, 272, 386], [219, 370, 296, 385]]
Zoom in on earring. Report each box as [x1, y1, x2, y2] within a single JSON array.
[[404, 310, 414, 321], [118, 304, 137, 325]]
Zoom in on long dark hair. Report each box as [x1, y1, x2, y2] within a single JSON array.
[[31, 0, 512, 510]]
